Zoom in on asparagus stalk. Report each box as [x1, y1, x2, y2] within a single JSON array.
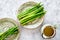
[[17, 3, 42, 19], [20, 11, 46, 25], [20, 6, 44, 23], [0, 26, 19, 40]]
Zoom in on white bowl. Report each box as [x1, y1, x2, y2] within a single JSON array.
[[41, 24, 56, 39]]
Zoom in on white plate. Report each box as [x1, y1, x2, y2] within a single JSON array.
[[0, 18, 20, 40], [17, 1, 44, 29]]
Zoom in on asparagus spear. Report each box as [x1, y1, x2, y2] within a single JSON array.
[[17, 3, 42, 19], [20, 6, 44, 23], [0, 26, 19, 40], [20, 11, 46, 25]]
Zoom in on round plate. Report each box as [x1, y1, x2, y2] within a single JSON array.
[[17, 1, 44, 29], [0, 18, 20, 40]]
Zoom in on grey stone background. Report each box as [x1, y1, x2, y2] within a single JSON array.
[[0, 0, 60, 40]]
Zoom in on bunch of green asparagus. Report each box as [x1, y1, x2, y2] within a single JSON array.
[[17, 2, 46, 25], [0, 26, 19, 40]]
